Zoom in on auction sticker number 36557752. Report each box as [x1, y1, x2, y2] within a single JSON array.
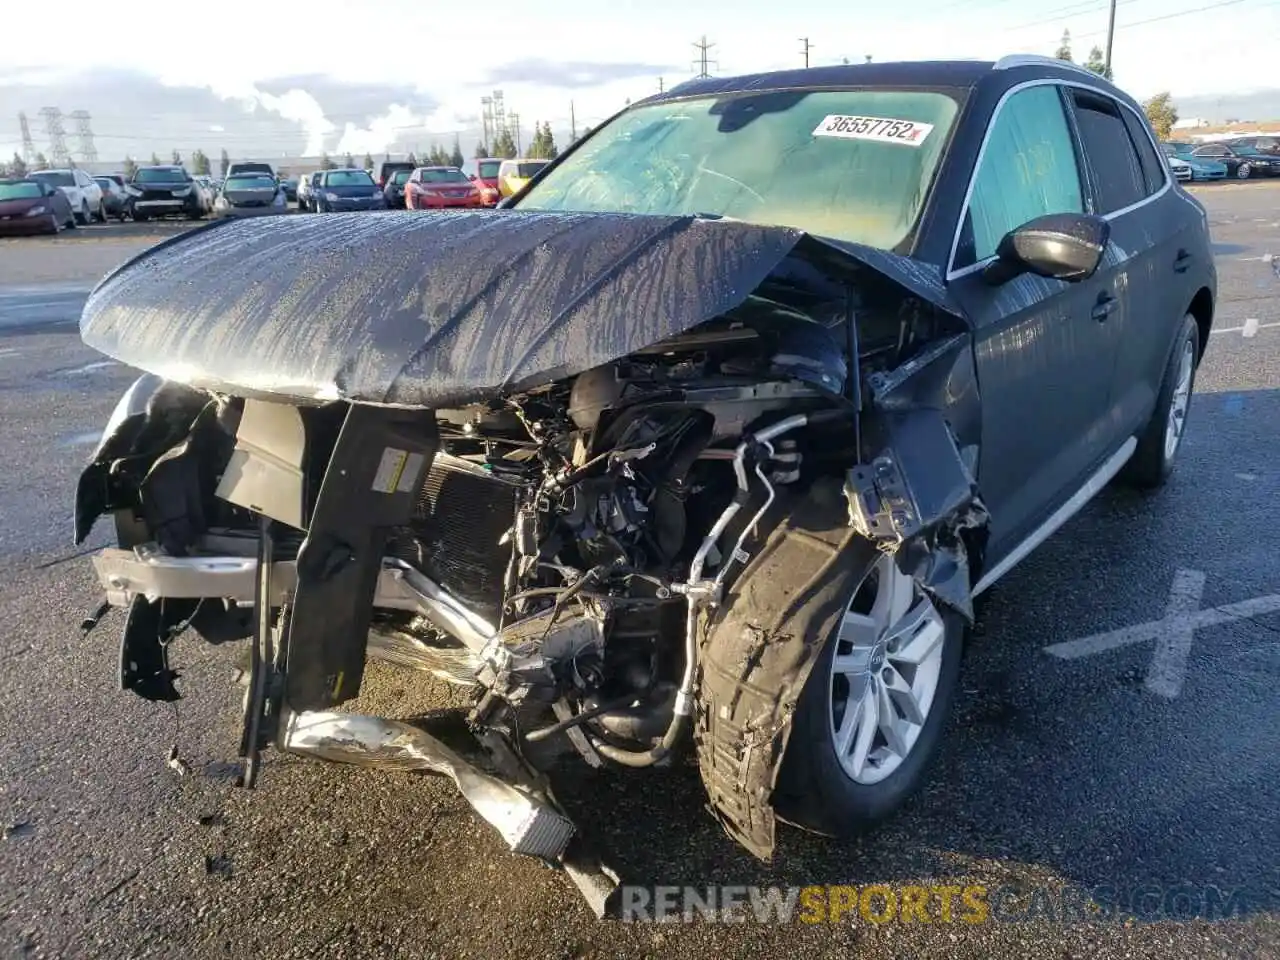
[[813, 115, 935, 146]]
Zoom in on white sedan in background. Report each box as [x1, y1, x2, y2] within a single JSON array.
[[1168, 155, 1194, 182], [30, 168, 105, 224]]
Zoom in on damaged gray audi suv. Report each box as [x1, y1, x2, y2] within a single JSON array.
[[73, 54, 1214, 912]]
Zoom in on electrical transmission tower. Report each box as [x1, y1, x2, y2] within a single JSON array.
[[69, 110, 98, 162], [692, 36, 717, 78], [18, 112, 36, 162], [39, 107, 71, 166]]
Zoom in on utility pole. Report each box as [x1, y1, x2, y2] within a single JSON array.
[[1103, 0, 1118, 75], [658, 77, 664, 94], [692, 35, 716, 79], [69, 110, 98, 162], [18, 112, 35, 162], [800, 37, 813, 68], [39, 107, 70, 167], [570, 100, 577, 140]]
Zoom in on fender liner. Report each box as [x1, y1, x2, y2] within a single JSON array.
[[696, 481, 880, 859]]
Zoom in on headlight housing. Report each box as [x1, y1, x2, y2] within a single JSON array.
[[324, 192, 340, 202], [26, 205, 47, 217], [125, 185, 143, 197]]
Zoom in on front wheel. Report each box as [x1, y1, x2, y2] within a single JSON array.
[[1236, 163, 1252, 180], [775, 552, 964, 832], [75, 202, 90, 225], [1120, 314, 1199, 489]]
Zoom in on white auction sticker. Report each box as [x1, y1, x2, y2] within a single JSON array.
[[813, 115, 934, 146]]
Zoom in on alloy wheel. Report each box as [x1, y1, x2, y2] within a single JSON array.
[[827, 554, 947, 785], [1164, 339, 1194, 461]]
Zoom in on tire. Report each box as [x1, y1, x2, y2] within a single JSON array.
[[134, 211, 149, 222], [48, 214, 61, 234], [65, 212, 77, 230], [76, 202, 90, 226], [1119, 314, 1199, 489], [96, 201, 107, 223], [774, 551, 965, 833], [1236, 163, 1252, 180]]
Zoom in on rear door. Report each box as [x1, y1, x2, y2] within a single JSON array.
[[1066, 90, 1184, 441], [946, 82, 1121, 555]]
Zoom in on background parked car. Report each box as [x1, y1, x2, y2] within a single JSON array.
[[1161, 143, 1227, 181], [404, 166, 484, 209], [1167, 155, 1193, 182], [313, 168, 386, 212], [497, 158, 548, 198], [30, 168, 104, 224], [373, 159, 415, 192], [1190, 142, 1280, 179], [382, 169, 412, 208], [280, 178, 298, 203], [93, 177, 130, 220], [462, 157, 503, 206], [125, 165, 204, 221], [0, 177, 75, 234], [190, 176, 217, 215], [297, 172, 317, 211], [225, 161, 276, 180], [213, 173, 289, 218], [1224, 135, 1280, 156]]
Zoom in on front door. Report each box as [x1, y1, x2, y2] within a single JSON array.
[[946, 82, 1121, 556]]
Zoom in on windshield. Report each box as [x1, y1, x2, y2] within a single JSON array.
[[136, 167, 190, 183], [32, 171, 75, 188], [516, 89, 959, 250], [1160, 143, 1178, 156], [478, 160, 501, 178], [419, 168, 469, 184], [94, 178, 114, 189], [226, 175, 277, 190], [232, 164, 273, 176], [0, 181, 44, 200], [325, 170, 376, 187], [391, 170, 412, 185], [509, 161, 547, 179]]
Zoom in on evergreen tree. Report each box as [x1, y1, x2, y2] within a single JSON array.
[[319, 152, 334, 170], [219, 149, 230, 176], [492, 127, 517, 159], [1083, 46, 1113, 80], [1054, 29, 1073, 61], [150, 152, 161, 166], [9, 153, 27, 178], [407, 151, 418, 166], [190, 149, 211, 176], [363, 151, 375, 169], [474, 142, 489, 158], [123, 156, 138, 178], [343, 152, 354, 168], [541, 122, 558, 159], [450, 136, 464, 168], [34, 152, 49, 170], [171, 149, 182, 165]]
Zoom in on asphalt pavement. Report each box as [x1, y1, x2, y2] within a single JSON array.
[[0, 188, 1278, 959]]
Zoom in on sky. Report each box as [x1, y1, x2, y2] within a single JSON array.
[[1, 0, 1277, 163]]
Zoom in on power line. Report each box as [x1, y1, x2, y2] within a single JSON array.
[[1072, 0, 1269, 39]]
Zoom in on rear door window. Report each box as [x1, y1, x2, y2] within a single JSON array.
[[955, 84, 1084, 268], [1070, 91, 1147, 214], [1119, 109, 1167, 195]]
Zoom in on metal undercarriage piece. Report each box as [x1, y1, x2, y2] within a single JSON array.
[[281, 711, 620, 916]]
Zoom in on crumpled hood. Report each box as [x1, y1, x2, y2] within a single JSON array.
[[80, 209, 961, 407]]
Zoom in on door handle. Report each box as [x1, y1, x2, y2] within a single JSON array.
[[1092, 293, 1117, 322], [1174, 250, 1193, 274]]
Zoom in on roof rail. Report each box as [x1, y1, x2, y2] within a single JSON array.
[[993, 53, 1103, 78]]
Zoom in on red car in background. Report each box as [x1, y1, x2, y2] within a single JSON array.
[[462, 157, 503, 206], [0, 178, 76, 235], [404, 167, 484, 209]]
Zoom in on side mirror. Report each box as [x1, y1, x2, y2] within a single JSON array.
[[983, 212, 1110, 286]]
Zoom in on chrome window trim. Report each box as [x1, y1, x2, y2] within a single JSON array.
[[946, 77, 1172, 282]]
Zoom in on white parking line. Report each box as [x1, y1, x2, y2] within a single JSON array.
[[1145, 569, 1206, 699], [1043, 570, 1280, 700], [1213, 321, 1280, 335], [61, 361, 117, 375]]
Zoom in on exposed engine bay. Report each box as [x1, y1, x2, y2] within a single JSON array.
[[73, 211, 989, 914]]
